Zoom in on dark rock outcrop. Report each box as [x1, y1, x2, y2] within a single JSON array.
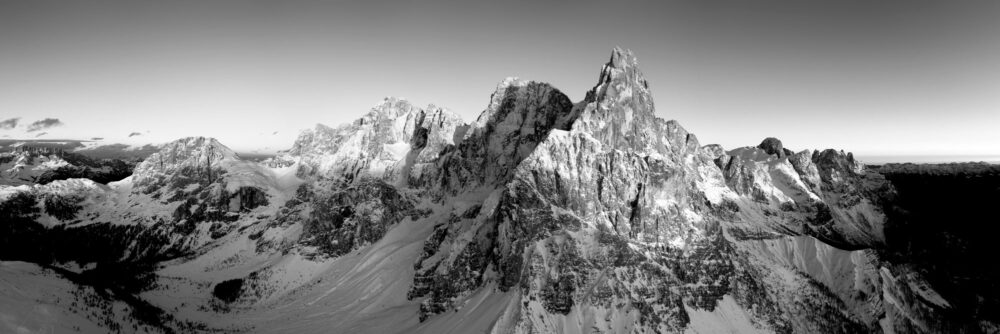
[[298, 181, 415, 258], [757, 137, 793, 158], [426, 78, 576, 194], [230, 186, 269, 212]]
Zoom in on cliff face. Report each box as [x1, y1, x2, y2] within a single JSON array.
[[401, 48, 909, 333], [284, 97, 465, 185], [422, 78, 577, 195], [0, 48, 981, 333]]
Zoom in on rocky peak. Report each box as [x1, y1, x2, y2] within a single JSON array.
[[584, 47, 652, 108], [757, 137, 794, 158], [289, 98, 421, 157], [701, 144, 727, 159], [586, 47, 648, 98], [131, 136, 237, 192], [426, 77, 575, 192], [353, 97, 421, 128], [465, 77, 575, 133], [410, 48, 739, 324], [286, 97, 466, 183], [287, 123, 335, 157], [409, 104, 465, 162], [571, 48, 697, 157], [813, 149, 864, 184], [135, 137, 236, 173]]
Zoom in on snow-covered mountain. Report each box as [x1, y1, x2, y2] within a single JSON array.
[[0, 149, 72, 186], [0, 48, 992, 333], [1, 146, 138, 186]]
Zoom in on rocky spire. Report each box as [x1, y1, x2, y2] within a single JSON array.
[[572, 47, 694, 156], [585, 46, 653, 111]]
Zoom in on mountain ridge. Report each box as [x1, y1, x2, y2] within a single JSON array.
[[0, 48, 990, 333]]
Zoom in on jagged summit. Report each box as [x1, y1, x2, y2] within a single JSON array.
[[293, 97, 423, 149], [585, 47, 652, 106], [287, 47, 660, 184], [422, 77, 576, 192], [813, 148, 864, 184], [138, 137, 237, 169], [132, 136, 237, 187], [289, 98, 422, 157], [570, 47, 699, 156], [286, 97, 465, 182], [757, 137, 794, 158], [356, 97, 421, 126], [498, 76, 528, 89], [467, 77, 574, 130], [610, 46, 638, 67]]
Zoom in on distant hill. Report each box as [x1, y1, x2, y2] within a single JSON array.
[[0, 139, 87, 152], [0, 139, 159, 161]]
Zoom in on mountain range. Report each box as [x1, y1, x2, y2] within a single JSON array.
[[1, 48, 996, 334]]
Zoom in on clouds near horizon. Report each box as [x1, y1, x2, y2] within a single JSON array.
[[26, 118, 63, 132], [0, 118, 18, 130]]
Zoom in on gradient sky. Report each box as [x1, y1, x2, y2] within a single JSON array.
[[1, 0, 998, 156]]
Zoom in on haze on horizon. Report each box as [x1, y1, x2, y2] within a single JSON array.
[[1, 0, 998, 157]]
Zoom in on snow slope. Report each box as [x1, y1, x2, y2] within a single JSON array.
[[0, 261, 167, 334]]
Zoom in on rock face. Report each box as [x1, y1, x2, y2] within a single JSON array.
[[285, 97, 464, 185], [712, 142, 889, 250], [299, 181, 416, 258], [757, 137, 794, 158], [132, 136, 237, 193], [402, 47, 934, 333], [422, 77, 577, 194], [574, 47, 698, 156], [0, 48, 985, 333]]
